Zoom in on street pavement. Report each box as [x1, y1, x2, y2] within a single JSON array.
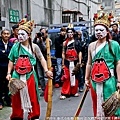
[[0, 87, 93, 120]]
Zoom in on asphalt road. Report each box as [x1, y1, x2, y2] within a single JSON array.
[[0, 87, 93, 120]]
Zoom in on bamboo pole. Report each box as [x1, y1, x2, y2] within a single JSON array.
[[45, 38, 53, 120], [73, 87, 89, 120]]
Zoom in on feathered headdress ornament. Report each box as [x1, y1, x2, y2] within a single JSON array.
[[93, 11, 114, 28]]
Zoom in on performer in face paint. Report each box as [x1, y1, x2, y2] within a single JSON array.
[[85, 12, 120, 117], [6, 18, 53, 120], [60, 24, 82, 100]]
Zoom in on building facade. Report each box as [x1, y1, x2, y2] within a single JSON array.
[[0, 0, 30, 31], [0, 0, 99, 35]]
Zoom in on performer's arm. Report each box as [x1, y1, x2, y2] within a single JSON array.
[[85, 44, 92, 87], [6, 60, 14, 80], [34, 44, 53, 78], [116, 61, 120, 89]]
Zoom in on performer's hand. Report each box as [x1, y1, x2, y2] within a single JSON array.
[[85, 79, 90, 89], [46, 71, 53, 79], [117, 82, 120, 90], [6, 74, 11, 81]]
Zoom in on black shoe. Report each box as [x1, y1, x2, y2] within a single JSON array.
[[40, 91, 44, 97]]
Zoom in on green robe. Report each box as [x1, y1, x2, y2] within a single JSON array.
[[91, 40, 120, 116], [8, 42, 40, 101]]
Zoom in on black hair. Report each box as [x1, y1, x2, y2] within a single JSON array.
[[39, 28, 48, 33], [105, 27, 115, 57], [66, 28, 75, 33], [12, 25, 19, 31]]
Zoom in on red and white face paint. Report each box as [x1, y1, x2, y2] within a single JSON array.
[[67, 30, 74, 38], [18, 30, 29, 42], [95, 25, 107, 40]]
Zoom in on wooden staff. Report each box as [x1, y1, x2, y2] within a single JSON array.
[[45, 38, 53, 120], [73, 87, 89, 120]]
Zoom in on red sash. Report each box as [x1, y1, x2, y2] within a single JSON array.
[[91, 58, 111, 83], [14, 55, 33, 75]]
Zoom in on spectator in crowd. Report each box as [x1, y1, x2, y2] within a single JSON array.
[[110, 22, 120, 45], [10, 25, 19, 39], [0, 29, 13, 110], [33, 32, 46, 96], [54, 27, 66, 88], [6, 19, 53, 120], [76, 30, 88, 92]]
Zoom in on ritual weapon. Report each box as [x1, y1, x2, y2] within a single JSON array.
[[73, 87, 89, 120], [45, 37, 53, 120]]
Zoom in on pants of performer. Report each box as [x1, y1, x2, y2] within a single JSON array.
[[0, 67, 11, 106], [10, 74, 40, 119], [61, 66, 78, 97]]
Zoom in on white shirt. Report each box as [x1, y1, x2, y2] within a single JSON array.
[[2, 40, 8, 51]]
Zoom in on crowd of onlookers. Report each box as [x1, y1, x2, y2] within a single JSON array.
[[0, 21, 120, 110]]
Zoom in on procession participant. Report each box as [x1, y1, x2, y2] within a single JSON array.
[[60, 24, 82, 100], [6, 18, 53, 120], [85, 12, 120, 117]]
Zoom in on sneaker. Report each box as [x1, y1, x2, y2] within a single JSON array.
[[55, 83, 60, 88], [40, 91, 44, 97], [60, 95, 66, 100], [74, 93, 80, 97], [79, 88, 84, 92]]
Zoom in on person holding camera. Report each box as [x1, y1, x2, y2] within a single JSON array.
[[33, 32, 47, 96]]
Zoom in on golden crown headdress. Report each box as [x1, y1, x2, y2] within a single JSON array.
[[18, 18, 34, 34], [67, 23, 75, 32], [93, 11, 113, 28], [68, 23, 74, 28]]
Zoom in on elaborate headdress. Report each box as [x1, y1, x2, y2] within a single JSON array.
[[66, 23, 75, 32], [18, 18, 34, 34], [93, 11, 113, 28]]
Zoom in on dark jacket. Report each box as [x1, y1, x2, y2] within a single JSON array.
[[0, 38, 13, 67], [110, 30, 120, 45], [33, 38, 47, 60], [55, 35, 65, 58]]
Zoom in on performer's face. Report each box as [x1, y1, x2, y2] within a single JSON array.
[[18, 30, 29, 42], [95, 25, 107, 40], [67, 30, 74, 38]]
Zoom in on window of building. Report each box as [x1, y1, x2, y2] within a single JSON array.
[[98, 0, 102, 3], [62, 15, 70, 23], [102, 0, 112, 7]]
